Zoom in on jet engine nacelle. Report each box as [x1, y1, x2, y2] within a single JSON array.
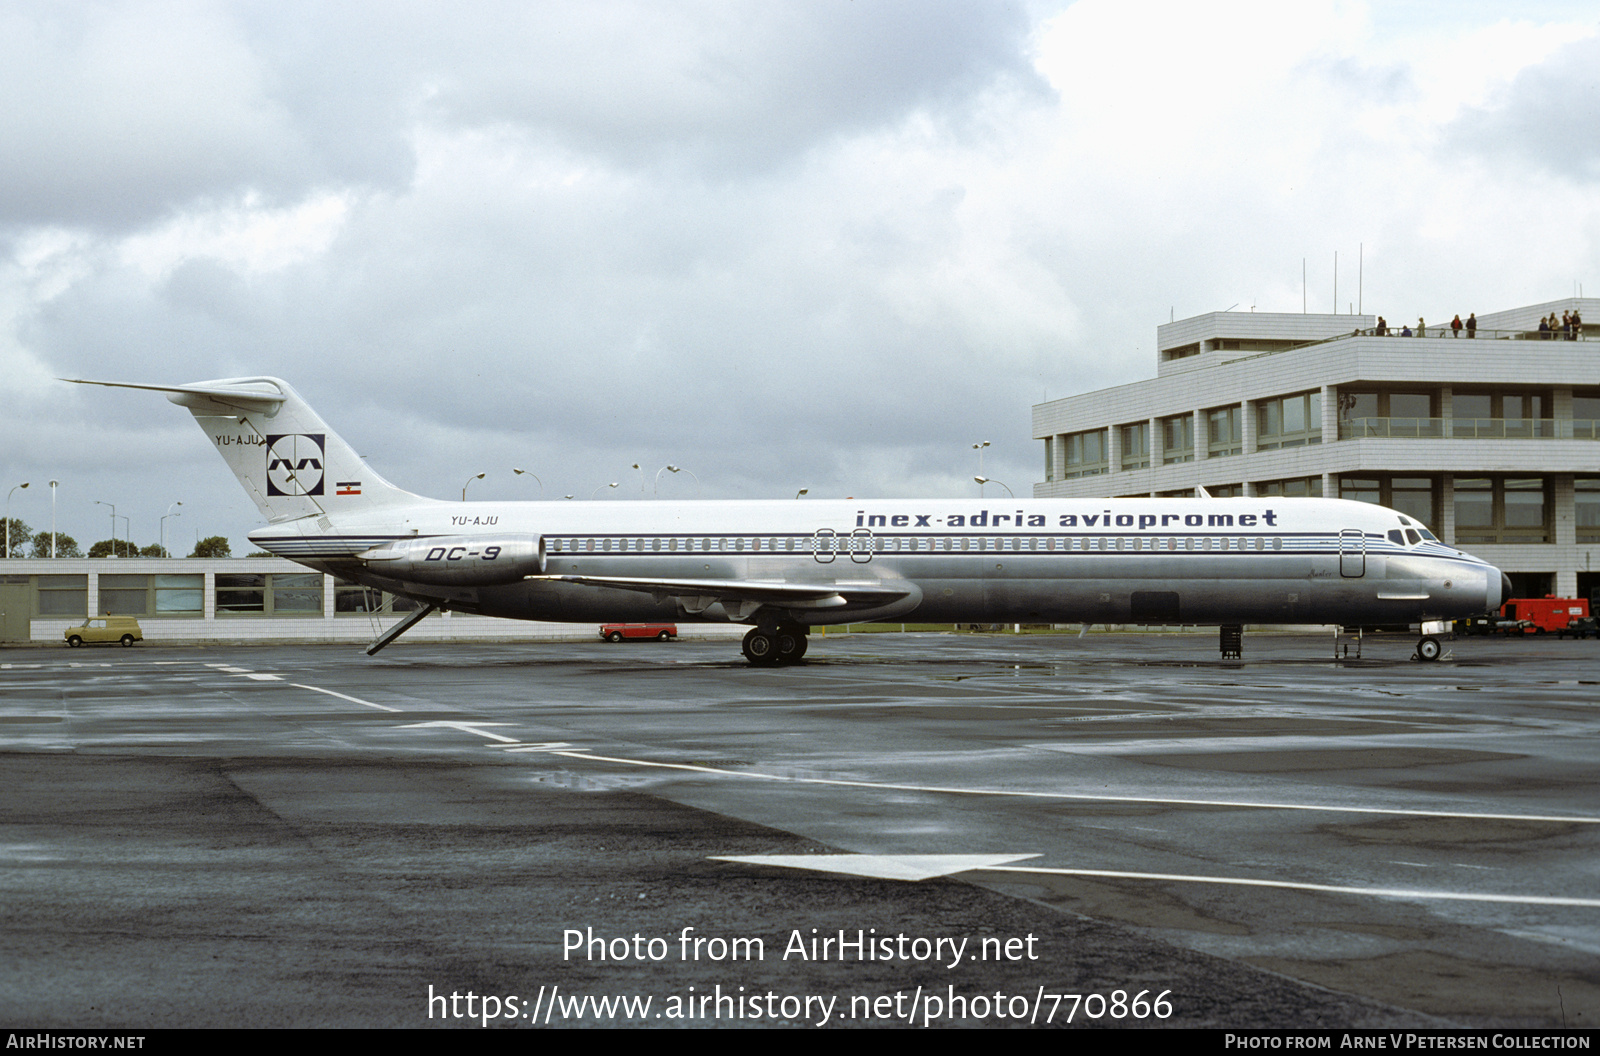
[[358, 534, 543, 586]]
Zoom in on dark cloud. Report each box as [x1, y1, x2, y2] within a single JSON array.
[[1449, 34, 1600, 181], [423, 0, 1044, 173], [0, 0, 1037, 232]]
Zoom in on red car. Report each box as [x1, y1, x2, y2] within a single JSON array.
[[600, 623, 677, 642]]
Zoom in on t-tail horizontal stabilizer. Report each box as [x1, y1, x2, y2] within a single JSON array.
[[62, 376, 424, 523]]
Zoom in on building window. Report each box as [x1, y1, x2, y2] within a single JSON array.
[[96, 573, 204, 616], [1256, 476, 1324, 498], [1573, 392, 1600, 440], [1337, 389, 1439, 438], [36, 574, 87, 616], [1119, 422, 1149, 470], [1577, 480, 1600, 543], [216, 574, 265, 613], [1339, 476, 1438, 531], [99, 574, 152, 615], [1161, 414, 1194, 463], [1205, 483, 1243, 497], [1451, 390, 1553, 438], [1206, 406, 1241, 457], [1256, 391, 1322, 449], [1452, 478, 1549, 544], [217, 573, 324, 615], [335, 579, 424, 615], [1062, 429, 1108, 478]]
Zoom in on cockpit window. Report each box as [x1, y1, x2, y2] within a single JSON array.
[[1387, 529, 1405, 546], [1418, 528, 1438, 542], [1404, 529, 1421, 545]]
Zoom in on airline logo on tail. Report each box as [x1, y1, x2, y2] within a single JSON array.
[[266, 433, 325, 496]]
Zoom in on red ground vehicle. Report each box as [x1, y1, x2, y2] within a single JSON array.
[[1498, 597, 1590, 635], [600, 623, 677, 642]]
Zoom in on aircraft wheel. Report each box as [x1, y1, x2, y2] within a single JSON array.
[[742, 628, 780, 666], [775, 625, 808, 664], [1417, 636, 1442, 662]]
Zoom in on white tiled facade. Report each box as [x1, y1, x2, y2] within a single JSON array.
[[1033, 299, 1600, 600], [1, 557, 742, 645]]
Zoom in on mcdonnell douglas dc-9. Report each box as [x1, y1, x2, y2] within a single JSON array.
[[69, 377, 1508, 664]]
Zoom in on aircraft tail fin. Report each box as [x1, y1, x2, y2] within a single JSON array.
[[64, 376, 422, 523]]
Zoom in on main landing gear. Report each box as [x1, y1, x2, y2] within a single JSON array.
[[741, 623, 809, 667]]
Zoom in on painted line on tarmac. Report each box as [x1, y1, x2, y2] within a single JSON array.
[[289, 683, 404, 713], [398, 720, 521, 743], [977, 864, 1600, 909], [544, 750, 1600, 826]]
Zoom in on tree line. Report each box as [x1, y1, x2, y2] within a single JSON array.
[[1, 519, 231, 559]]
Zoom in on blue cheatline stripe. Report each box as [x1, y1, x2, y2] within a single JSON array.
[[258, 532, 1490, 570]]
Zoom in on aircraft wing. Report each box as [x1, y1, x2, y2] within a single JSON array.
[[527, 574, 915, 614]]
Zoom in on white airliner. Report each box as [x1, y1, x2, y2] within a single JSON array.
[[69, 376, 1508, 664]]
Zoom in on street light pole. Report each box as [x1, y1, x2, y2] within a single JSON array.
[[94, 501, 115, 558], [974, 476, 1013, 498], [590, 482, 619, 500], [161, 502, 183, 558], [972, 441, 991, 496], [462, 472, 485, 501], [512, 468, 543, 495], [49, 481, 57, 558], [653, 465, 702, 498], [5, 483, 28, 559]]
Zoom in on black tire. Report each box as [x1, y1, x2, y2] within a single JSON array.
[[1418, 636, 1442, 661], [120, 635, 135, 647], [775, 625, 807, 664], [606, 632, 624, 643], [657, 630, 671, 640], [67, 636, 82, 648], [742, 629, 779, 666]]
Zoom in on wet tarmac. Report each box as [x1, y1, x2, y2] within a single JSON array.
[[1, 631, 1596, 1028]]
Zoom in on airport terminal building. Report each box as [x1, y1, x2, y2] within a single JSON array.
[[1032, 298, 1600, 601], [0, 557, 713, 646]]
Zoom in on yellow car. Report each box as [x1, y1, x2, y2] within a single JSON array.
[[64, 616, 143, 647]]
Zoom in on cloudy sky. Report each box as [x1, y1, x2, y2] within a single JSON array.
[[4, 0, 1598, 554]]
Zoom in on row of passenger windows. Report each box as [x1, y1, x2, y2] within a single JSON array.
[[550, 535, 1293, 554]]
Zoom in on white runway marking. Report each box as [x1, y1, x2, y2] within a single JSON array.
[[978, 864, 1600, 910], [289, 684, 403, 712], [546, 751, 1600, 826], [398, 720, 521, 743]]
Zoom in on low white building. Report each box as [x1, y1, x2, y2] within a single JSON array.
[[0, 556, 739, 646], [1033, 298, 1600, 601]]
